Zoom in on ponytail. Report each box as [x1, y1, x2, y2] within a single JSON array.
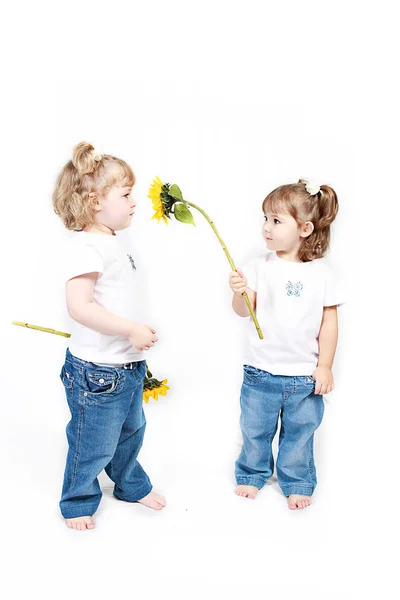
[[298, 182, 339, 262]]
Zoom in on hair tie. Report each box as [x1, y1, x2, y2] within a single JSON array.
[[91, 148, 103, 162], [304, 180, 321, 196]]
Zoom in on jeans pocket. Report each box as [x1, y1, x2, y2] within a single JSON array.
[[243, 364, 268, 385], [87, 370, 118, 393], [296, 376, 316, 392], [60, 365, 74, 389], [243, 364, 263, 377], [60, 364, 75, 413], [82, 367, 122, 403]]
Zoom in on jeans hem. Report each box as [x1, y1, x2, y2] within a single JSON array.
[[236, 476, 265, 489], [280, 485, 315, 496], [60, 504, 99, 519], [113, 482, 153, 503]]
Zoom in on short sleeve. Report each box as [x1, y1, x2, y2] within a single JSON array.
[[64, 243, 104, 283], [241, 257, 258, 292], [324, 266, 347, 307]]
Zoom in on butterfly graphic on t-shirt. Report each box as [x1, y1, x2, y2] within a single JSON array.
[[127, 254, 137, 270], [286, 281, 303, 297]]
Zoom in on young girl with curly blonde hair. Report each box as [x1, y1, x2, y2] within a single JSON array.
[[53, 142, 166, 530]]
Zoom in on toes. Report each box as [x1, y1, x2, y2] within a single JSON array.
[[288, 496, 300, 509], [152, 494, 166, 509], [235, 486, 258, 499], [65, 517, 94, 530], [288, 495, 312, 510]]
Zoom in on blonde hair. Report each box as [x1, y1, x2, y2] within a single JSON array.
[[262, 179, 339, 262], [52, 142, 135, 230]]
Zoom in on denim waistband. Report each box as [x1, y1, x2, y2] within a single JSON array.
[[66, 348, 142, 370]]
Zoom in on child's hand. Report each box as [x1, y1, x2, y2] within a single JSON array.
[[128, 324, 158, 352], [312, 366, 334, 395], [229, 268, 248, 296]]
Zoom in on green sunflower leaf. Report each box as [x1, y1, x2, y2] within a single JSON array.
[[168, 184, 183, 201], [174, 203, 195, 226]]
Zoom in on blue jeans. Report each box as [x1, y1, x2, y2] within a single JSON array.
[[235, 365, 325, 497], [59, 349, 152, 518]]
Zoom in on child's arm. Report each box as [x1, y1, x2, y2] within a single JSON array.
[[312, 305, 338, 394], [66, 273, 158, 351], [229, 269, 257, 317]]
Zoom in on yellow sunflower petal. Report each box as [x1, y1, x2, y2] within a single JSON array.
[[148, 177, 163, 199]]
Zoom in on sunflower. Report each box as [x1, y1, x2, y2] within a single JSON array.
[[143, 363, 169, 403], [148, 177, 171, 225], [143, 378, 170, 403], [148, 177, 196, 226]]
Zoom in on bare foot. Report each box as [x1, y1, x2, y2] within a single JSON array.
[[137, 491, 166, 510], [65, 516, 95, 530], [288, 494, 312, 510], [235, 485, 259, 499]]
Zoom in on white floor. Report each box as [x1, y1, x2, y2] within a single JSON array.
[[2, 322, 395, 598], [2, 412, 394, 599]]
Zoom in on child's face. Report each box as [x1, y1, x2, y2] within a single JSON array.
[[262, 210, 309, 253], [94, 180, 136, 233]]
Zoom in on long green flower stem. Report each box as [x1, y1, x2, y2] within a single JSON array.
[[12, 321, 71, 337], [185, 201, 264, 340]]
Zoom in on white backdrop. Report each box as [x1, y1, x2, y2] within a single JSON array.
[[2, 1, 398, 598]]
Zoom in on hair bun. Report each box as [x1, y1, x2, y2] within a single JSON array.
[[72, 141, 99, 175]]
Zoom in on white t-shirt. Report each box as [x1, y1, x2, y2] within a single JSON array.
[[242, 251, 346, 376], [64, 231, 146, 365]]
